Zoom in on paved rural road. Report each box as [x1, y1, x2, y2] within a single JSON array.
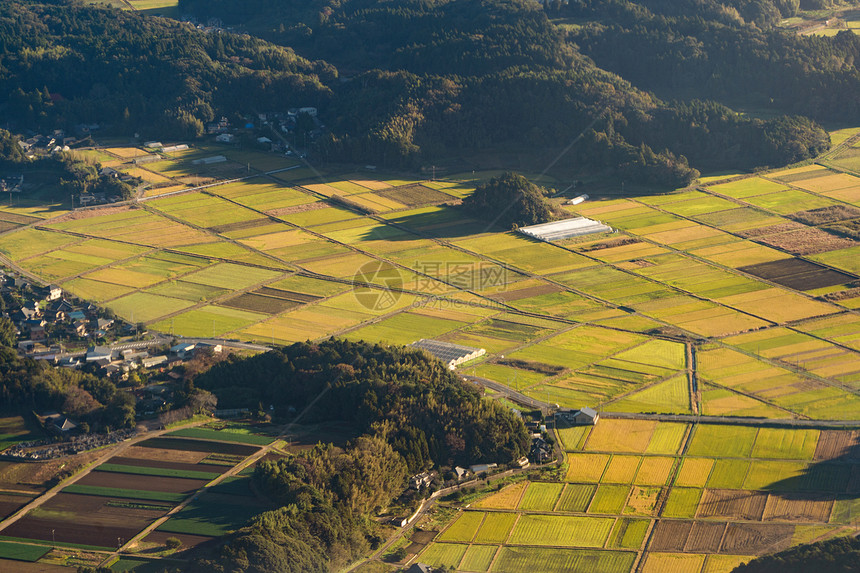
[[0, 418, 209, 536]]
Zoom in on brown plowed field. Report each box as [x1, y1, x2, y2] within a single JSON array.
[[814, 430, 860, 461], [698, 489, 768, 521], [739, 258, 855, 291], [3, 516, 141, 548], [106, 456, 231, 475], [0, 493, 33, 520], [720, 523, 794, 555], [121, 445, 209, 464], [218, 293, 299, 314], [488, 284, 562, 302], [3, 493, 163, 548], [136, 437, 258, 456], [649, 520, 692, 552], [75, 471, 207, 494], [253, 287, 321, 303], [143, 530, 217, 554], [762, 493, 833, 522], [684, 521, 727, 553]]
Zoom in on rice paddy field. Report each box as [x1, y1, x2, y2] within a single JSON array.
[[420, 421, 860, 572], [1, 140, 860, 420]]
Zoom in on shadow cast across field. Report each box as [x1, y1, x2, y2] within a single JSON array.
[[757, 430, 860, 525]]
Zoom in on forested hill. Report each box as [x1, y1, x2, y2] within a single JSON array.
[[0, 1, 837, 184], [553, 0, 860, 122], [0, 1, 333, 139], [175, 0, 831, 179]]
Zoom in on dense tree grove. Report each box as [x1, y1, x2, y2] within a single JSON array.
[[731, 535, 860, 572], [462, 172, 557, 228], [0, 0, 841, 186], [189, 339, 529, 572]]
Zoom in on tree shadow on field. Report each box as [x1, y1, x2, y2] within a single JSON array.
[[760, 429, 860, 526]]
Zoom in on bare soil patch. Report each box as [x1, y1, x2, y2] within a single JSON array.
[[76, 471, 207, 494], [121, 445, 209, 464], [218, 293, 299, 314], [253, 287, 321, 303], [753, 227, 857, 255], [698, 489, 768, 521], [0, 493, 33, 519], [265, 202, 326, 217], [790, 205, 860, 225], [737, 222, 804, 238], [377, 184, 454, 207], [814, 430, 860, 461], [649, 520, 692, 552], [106, 456, 230, 475], [487, 283, 562, 302], [684, 521, 727, 553], [496, 358, 565, 375], [762, 493, 833, 522], [137, 437, 259, 457], [47, 205, 135, 224], [720, 523, 794, 555], [739, 258, 856, 291], [207, 218, 274, 234], [822, 287, 860, 302]]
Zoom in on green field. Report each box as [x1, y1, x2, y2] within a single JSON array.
[[168, 427, 274, 445], [0, 540, 51, 562], [438, 511, 484, 542], [62, 485, 186, 503], [518, 482, 565, 511], [156, 494, 263, 536], [473, 512, 517, 544], [557, 484, 596, 513], [493, 547, 636, 573], [508, 515, 614, 547], [96, 463, 221, 481]]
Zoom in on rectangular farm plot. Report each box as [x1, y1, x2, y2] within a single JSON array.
[[60, 277, 135, 302], [181, 263, 282, 290], [687, 425, 758, 458], [720, 522, 794, 555], [635, 457, 677, 486], [438, 511, 484, 542], [416, 543, 469, 570], [751, 428, 819, 460], [460, 544, 498, 572], [518, 482, 565, 511], [743, 461, 809, 491], [106, 292, 194, 323], [607, 518, 649, 550], [557, 484, 596, 513], [743, 189, 839, 215], [588, 485, 630, 514], [566, 453, 610, 483], [648, 520, 693, 552], [698, 489, 768, 521], [152, 305, 268, 337], [157, 492, 266, 537], [642, 552, 705, 573], [646, 423, 689, 455], [0, 541, 51, 562], [492, 546, 637, 573], [676, 459, 715, 488], [473, 512, 518, 544], [601, 455, 642, 484], [663, 488, 704, 519], [509, 514, 614, 547], [762, 493, 834, 522], [475, 481, 527, 510], [707, 459, 751, 490], [585, 419, 657, 453]]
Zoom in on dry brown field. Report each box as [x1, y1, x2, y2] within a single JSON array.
[[698, 489, 768, 521], [762, 493, 833, 522]]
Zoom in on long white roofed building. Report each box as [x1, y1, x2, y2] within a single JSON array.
[[518, 216, 612, 242]]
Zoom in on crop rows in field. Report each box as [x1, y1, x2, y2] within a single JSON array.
[[0, 434, 262, 560]]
